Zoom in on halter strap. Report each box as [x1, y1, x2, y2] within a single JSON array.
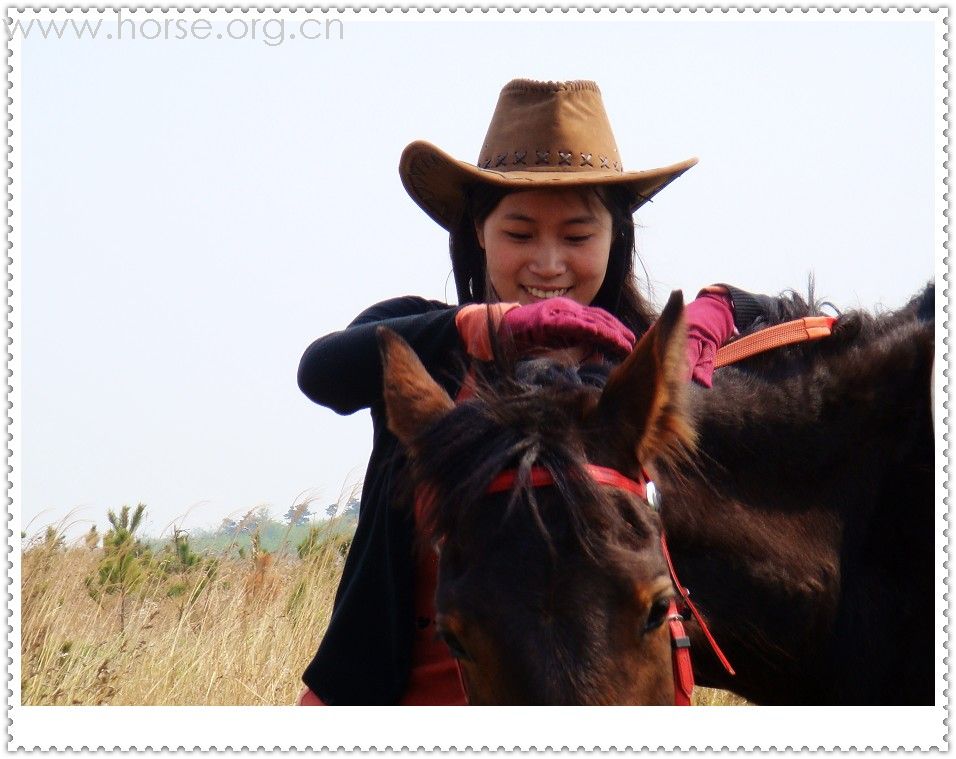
[[667, 598, 694, 706], [661, 534, 736, 677], [486, 464, 647, 499], [714, 315, 837, 368]]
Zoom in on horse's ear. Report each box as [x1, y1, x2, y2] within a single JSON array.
[[591, 291, 696, 466], [378, 326, 455, 449]]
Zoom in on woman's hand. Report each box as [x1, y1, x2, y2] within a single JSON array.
[[684, 288, 735, 387], [503, 298, 635, 360]]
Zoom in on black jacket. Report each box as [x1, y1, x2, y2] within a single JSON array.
[[298, 296, 466, 705]]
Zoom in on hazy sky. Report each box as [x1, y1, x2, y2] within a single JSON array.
[[18, 11, 939, 539]]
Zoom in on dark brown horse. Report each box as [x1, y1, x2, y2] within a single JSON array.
[[654, 283, 936, 705], [379, 293, 694, 704]]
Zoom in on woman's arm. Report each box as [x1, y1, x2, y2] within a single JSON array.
[[297, 297, 462, 415]]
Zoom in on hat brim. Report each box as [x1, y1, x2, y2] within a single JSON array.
[[400, 140, 698, 231]]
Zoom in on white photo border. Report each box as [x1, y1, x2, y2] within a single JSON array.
[[5, 5, 949, 751]]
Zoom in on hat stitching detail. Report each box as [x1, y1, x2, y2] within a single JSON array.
[[476, 149, 626, 170]]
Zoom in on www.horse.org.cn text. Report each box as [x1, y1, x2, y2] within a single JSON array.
[[5, 12, 346, 47]]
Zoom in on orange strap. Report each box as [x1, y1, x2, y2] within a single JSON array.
[[714, 316, 837, 368]]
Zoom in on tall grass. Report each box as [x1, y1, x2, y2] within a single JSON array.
[[21, 522, 347, 706]]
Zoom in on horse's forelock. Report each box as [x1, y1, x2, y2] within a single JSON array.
[[407, 360, 650, 575]]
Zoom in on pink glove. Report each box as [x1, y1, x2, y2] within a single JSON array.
[[684, 289, 735, 388], [502, 298, 635, 360]]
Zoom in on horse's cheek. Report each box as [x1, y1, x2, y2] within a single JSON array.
[[456, 632, 511, 705], [628, 630, 673, 705], [457, 659, 497, 706]]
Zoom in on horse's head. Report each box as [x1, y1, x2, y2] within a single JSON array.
[[378, 292, 695, 704]]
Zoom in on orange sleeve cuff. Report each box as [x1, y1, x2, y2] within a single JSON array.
[[455, 303, 520, 361]]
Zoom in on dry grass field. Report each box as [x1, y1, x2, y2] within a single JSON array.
[[21, 529, 746, 706], [21, 534, 343, 705]]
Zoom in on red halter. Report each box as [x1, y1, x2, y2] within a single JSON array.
[[484, 463, 720, 706], [486, 463, 647, 498]]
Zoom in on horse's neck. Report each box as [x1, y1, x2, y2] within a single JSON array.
[[658, 451, 845, 703], [657, 333, 934, 703]]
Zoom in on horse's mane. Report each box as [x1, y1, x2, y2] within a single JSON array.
[[743, 280, 933, 328], [723, 281, 934, 377], [405, 356, 651, 579]]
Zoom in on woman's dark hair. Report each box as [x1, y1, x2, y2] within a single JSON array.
[[449, 183, 657, 337]]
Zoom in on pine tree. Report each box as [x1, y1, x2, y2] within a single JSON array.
[[343, 497, 360, 519], [85, 503, 150, 633], [283, 503, 314, 526], [161, 528, 217, 621]]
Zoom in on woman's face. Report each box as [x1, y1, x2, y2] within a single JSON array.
[[476, 188, 613, 306]]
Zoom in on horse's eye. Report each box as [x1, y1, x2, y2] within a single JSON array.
[[644, 597, 673, 633], [436, 629, 473, 661]]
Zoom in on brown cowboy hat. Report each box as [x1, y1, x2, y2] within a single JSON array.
[[399, 78, 698, 230]]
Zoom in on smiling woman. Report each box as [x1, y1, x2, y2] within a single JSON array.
[[477, 188, 613, 307], [296, 78, 771, 705]]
